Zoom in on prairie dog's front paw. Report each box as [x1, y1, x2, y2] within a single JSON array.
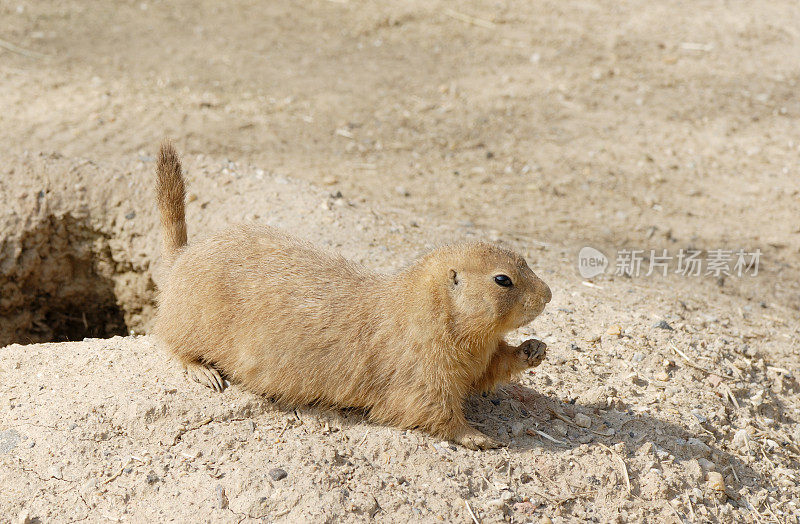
[[518, 339, 547, 368]]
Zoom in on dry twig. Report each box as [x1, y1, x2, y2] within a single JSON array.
[[598, 443, 631, 495], [721, 384, 740, 409], [464, 499, 480, 524], [0, 37, 46, 59], [443, 8, 495, 29], [527, 428, 568, 447], [670, 342, 729, 378]]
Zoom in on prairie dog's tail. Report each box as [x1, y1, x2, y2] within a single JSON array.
[[156, 141, 188, 269]]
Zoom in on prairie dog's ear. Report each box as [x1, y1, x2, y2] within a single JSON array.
[[449, 269, 459, 286]]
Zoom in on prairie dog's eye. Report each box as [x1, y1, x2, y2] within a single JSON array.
[[494, 275, 513, 287]]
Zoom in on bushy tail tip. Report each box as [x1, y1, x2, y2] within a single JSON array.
[[156, 141, 188, 268]]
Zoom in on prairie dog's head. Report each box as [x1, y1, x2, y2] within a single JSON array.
[[425, 242, 552, 336]]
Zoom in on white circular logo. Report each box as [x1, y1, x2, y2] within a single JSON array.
[[577, 246, 608, 278]]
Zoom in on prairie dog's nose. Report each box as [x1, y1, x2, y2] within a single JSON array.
[[542, 282, 552, 303]]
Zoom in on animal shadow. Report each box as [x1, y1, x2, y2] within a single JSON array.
[[465, 384, 760, 505]]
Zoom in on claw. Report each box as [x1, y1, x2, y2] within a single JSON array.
[[185, 362, 225, 392]]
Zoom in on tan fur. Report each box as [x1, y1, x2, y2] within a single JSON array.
[[153, 143, 552, 449], [155, 141, 188, 268]]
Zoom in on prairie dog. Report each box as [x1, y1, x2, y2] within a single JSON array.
[[153, 143, 552, 449]]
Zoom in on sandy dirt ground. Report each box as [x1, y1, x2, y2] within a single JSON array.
[[1, 1, 799, 522]]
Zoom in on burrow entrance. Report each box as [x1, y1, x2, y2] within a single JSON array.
[[1, 213, 151, 345]]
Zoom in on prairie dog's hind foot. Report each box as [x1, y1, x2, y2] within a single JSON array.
[[184, 361, 225, 392], [518, 339, 547, 368]]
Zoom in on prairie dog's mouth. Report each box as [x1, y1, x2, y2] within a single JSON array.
[[516, 303, 546, 329]]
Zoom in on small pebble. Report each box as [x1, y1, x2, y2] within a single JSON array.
[[697, 458, 716, 472], [438, 440, 456, 451], [146, 470, 160, 484], [510, 421, 524, 437], [81, 479, 98, 495], [605, 325, 622, 337], [16, 509, 33, 524], [732, 428, 750, 450], [513, 501, 537, 515], [551, 420, 568, 437], [486, 498, 505, 511], [686, 438, 711, 458], [706, 471, 726, 501], [0, 429, 20, 454], [574, 413, 591, 428], [269, 468, 288, 481], [684, 459, 703, 482], [654, 320, 673, 330], [215, 484, 229, 509]]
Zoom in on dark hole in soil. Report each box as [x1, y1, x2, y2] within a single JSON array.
[[37, 288, 128, 343], [1, 214, 132, 345]]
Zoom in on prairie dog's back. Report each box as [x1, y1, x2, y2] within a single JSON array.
[[154, 223, 391, 406]]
